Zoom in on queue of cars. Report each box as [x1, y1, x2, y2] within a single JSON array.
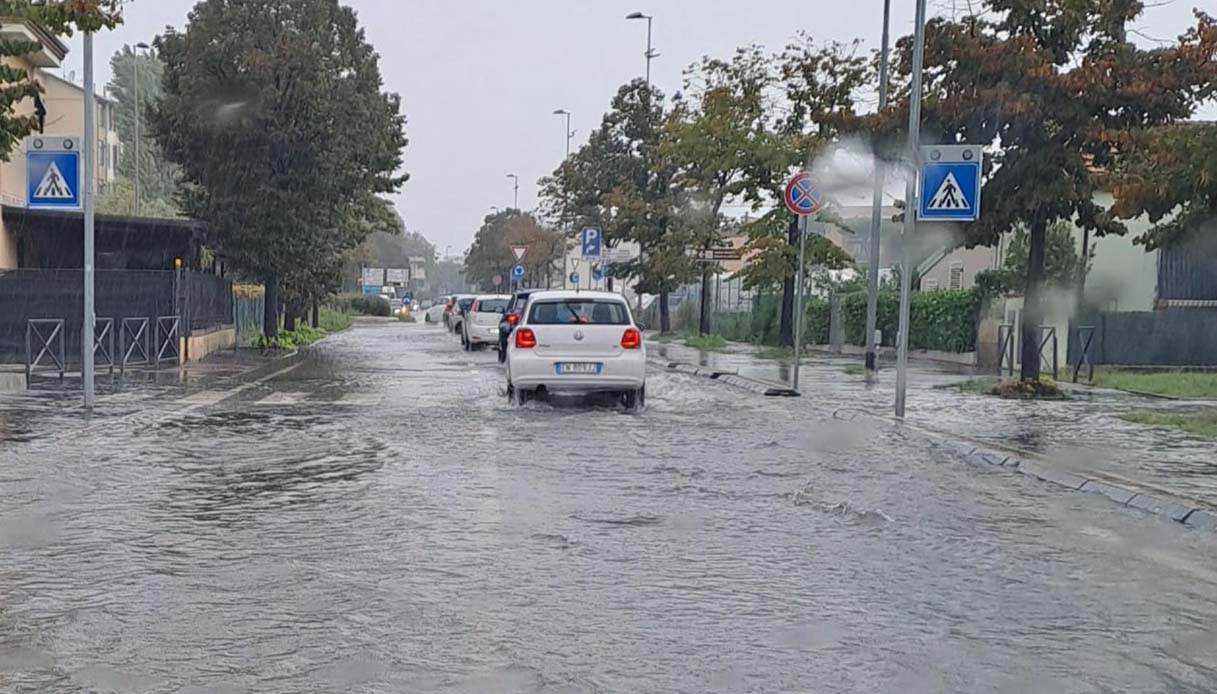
[[431, 289, 646, 410]]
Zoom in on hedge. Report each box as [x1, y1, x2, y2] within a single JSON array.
[[842, 289, 981, 352]]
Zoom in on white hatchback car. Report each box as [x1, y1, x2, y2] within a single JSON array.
[[461, 294, 510, 351], [505, 290, 646, 409]]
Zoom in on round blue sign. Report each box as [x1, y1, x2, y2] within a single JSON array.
[[511, 264, 526, 280], [569, 272, 580, 285]]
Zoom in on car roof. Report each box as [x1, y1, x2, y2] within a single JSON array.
[[526, 290, 628, 302], [475, 294, 510, 301]]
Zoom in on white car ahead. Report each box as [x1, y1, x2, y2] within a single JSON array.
[[505, 290, 646, 409], [461, 294, 510, 351]]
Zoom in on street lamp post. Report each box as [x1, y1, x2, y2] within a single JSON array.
[[132, 41, 149, 217], [864, 1, 892, 377], [625, 12, 656, 88], [626, 12, 657, 321], [83, 32, 97, 410], [552, 108, 572, 159], [506, 174, 519, 210]]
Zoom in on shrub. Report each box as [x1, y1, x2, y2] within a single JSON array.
[[841, 289, 980, 353], [336, 293, 391, 316]]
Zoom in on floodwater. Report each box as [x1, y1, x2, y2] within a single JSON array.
[[1, 321, 1216, 693]]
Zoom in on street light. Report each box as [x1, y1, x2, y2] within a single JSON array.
[[132, 41, 150, 217], [505, 173, 519, 210], [552, 108, 573, 159], [625, 12, 657, 88]]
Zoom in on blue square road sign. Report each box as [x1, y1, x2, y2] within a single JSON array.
[[918, 145, 981, 222], [26, 137, 81, 210]]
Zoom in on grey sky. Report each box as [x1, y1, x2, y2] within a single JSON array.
[[58, 0, 1213, 257]]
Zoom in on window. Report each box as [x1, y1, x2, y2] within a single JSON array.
[[528, 299, 629, 325], [949, 262, 964, 290], [924, 278, 940, 290], [478, 299, 508, 313]]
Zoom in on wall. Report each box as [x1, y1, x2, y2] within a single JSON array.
[[185, 326, 236, 363], [921, 244, 997, 291], [1081, 193, 1158, 312]]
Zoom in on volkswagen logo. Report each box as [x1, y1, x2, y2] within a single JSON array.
[[573, 330, 584, 341]]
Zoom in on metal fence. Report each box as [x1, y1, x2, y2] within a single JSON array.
[[184, 271, 233, 332], [0, 269, 175, 364], [234, 295, 265, 344], [1070, 309, 1217, 366]]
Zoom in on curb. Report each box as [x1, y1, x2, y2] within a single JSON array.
[[648, 356, 797, 397], [830, 407, 1217, 532]]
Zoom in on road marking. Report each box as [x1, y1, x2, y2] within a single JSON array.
[[180, 390, 228, 407], [179, 360, 306, 414], [253, 391, 304, 406]]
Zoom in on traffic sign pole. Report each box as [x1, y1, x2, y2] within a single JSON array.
[[83, 32, 96, 412], [865, 0, 892, 378], [792, 214, 808, 392], [895, 0, 927, 419]]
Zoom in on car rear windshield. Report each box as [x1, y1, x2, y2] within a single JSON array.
[[528, 299, 629, 325], [478, 299, 508, 313], [457, 298, 474, 310]]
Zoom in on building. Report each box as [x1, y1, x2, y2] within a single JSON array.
[[0, 17, 120, 269]]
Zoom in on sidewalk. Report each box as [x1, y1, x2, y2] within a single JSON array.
[[649, 337, 1217, 506]]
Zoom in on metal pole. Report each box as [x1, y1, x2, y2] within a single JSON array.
[[83, 32, 97, 410], [564, 111, 571, 159], [895, 0, 927, 419], [864, 0, 892, 376], [792, 214, 807, 392], [133, 52, 140, 216], [645, 17, 653, 86]]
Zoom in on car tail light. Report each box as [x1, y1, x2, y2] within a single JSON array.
[[515, 328, 537, 349], [506, 313, 520, 326], [621, 328, 642, 349]]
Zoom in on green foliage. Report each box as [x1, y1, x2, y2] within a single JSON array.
[[152, 0, 408, 336], [97, 176, 182, 218], [335, 294, 391, 316], [1114, 122, 1217, 250], [317, 307, 352, 332], [256, 324, 326, 350], [684, 334, 729, 352], [974, 269, 1021, 301], [842, 289, 981, 353], [106, 45, 179, 210], [1002, 222, 1092, 288], [463, 209, 562, 290], [0, 2, 123, 160]]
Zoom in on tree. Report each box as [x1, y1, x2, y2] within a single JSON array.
[[106, 44, 180, 212], [463, 209, 562, 290], [1002, 221, 1093, 287], [540, 80, 696, 331], [880, 3, 1217, 382], [152, 0, 408, 337], [1113, 120, 1217, 250], [96, 176, 181, 218], [0, 2, 122, 158]]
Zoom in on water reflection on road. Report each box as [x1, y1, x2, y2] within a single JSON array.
[[0, 322, 1215, 693]]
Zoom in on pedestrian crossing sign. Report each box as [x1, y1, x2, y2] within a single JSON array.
[[26, 137, 81, 210], [918, 145, 981, 222]]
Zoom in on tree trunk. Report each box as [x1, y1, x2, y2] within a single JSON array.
[[284, 300, 297, 333], [311, 301, 319, 329], [1020, 217, 1048, 381], [779, 217, 798, 346], [263, 276, 279, 338], [698, 269, 712, 335], [659, 287, 671, 333]]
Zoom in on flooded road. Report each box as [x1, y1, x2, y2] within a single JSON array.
[[2, 321, 1216, 693]]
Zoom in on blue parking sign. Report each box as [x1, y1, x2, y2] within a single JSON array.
[[581, 227, 601, 258], [28, 148, 81, 210]]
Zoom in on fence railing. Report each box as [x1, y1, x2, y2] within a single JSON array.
[[25, 319, 65, 383]]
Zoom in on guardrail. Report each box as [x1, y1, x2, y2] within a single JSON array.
[[25, 318, 65, 384]]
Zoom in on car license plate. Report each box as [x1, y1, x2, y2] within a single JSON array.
[[556, 362, 601, 375]]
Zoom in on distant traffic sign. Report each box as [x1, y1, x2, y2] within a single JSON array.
[[784, 172, 824, 216], [26, 136, 81, 210], [569, 272, 580, 285], [492, 274, 503, 287], [511, 246, 528, 262], [581, 227, 602, 258], [511, 264, 525, 280], [918, 145, 981, 222], [592, 264, 604, 281]]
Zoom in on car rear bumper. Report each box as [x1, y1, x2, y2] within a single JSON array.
[[508, 349, 646, 391]]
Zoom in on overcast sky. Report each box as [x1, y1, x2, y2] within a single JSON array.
[[57, 0, 1213, 257]]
